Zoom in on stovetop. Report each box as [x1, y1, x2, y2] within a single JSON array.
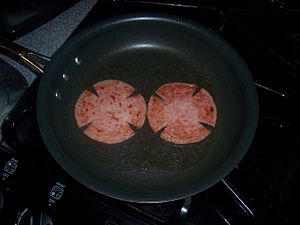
[[1, 1, 300, 225]]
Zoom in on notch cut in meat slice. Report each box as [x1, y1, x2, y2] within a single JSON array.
[[161, 120, 210, 144], [94, 79, 134, 102], [74, 80, 146, 144], [193, 88, 217, 126], [155, 82, 197, 100], [147, 96, 167, 133], [83, 119, 135, 144], [123, 94, 147, 128]]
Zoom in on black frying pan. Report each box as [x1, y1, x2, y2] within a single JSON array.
[[0, 13, 258, 202]]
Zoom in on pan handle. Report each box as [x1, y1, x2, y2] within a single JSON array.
[[0, 38, 50, 75]]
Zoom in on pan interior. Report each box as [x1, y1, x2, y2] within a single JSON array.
[[38, 15, 257, 201]]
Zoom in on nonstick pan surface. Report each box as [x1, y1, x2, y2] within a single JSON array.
[[35, 13, 259, 202]]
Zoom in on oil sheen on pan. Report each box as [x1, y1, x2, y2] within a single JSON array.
[[74, 80, 147, 144], [147, 82, 217, 144]]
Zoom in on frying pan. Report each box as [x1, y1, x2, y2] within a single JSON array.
[[0, 13, 259, 202]]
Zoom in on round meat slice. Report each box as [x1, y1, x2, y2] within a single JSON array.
[[147, 82, 217, 144], [74, 80, 146, 144]]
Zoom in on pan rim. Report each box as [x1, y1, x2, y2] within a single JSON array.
[[36, 12, 259, 203]]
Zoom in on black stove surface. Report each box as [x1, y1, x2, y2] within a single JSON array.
[[1, 1, 300, 225]]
